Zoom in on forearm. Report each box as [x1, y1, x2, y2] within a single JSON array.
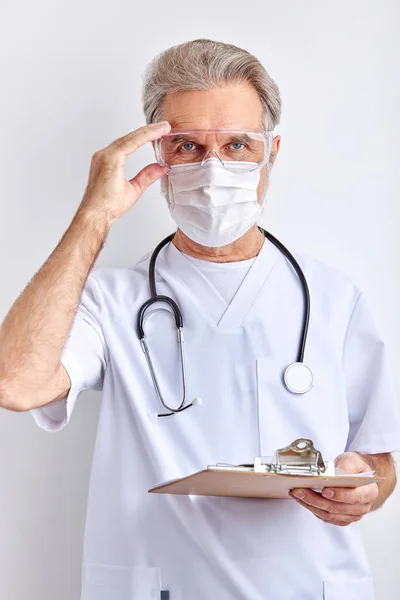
[[0, 208, 110, 407], [359, 452, 397, 511]]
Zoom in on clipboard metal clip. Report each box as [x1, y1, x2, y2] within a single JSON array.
[[254, 438, 327, 476]]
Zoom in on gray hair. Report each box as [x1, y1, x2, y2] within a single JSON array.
[[142, 38, 282, 132]]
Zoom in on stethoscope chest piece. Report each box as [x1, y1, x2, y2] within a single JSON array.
[[284, 362, 314, 394]]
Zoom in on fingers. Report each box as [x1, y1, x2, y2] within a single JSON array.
[[290, 488, 372, 517], [293, 496, 364, 526], [80, 121, 171, 225], [321, 483, 378, 505], [107, 121, 171, 159], [128, 163, 168, 199], [289, 452, 379, 527]]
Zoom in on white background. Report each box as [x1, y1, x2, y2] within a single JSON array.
[[0, 1, 399, 598]]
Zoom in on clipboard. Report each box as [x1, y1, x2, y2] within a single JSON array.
[[149, 439, 382, 499]]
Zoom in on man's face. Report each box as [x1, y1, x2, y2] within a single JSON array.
[[155, 81, 280, 202]]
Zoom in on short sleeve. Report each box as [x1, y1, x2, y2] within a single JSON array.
[[343, 291, 400, 454], [30, 273, 108, 432]]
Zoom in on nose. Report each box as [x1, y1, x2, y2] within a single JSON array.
[[201, 148, 224, 166]]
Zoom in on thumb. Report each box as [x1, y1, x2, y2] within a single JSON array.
[[128, 163, 168, 200], [335, 452, 370, 474]]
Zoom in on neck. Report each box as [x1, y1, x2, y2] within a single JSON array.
[[172, 225, 265, 263]]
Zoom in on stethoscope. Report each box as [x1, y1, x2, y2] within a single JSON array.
[[138, 227, 313, 417]]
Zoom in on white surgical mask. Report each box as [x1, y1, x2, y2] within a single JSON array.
[[166, 158, 264, 247]]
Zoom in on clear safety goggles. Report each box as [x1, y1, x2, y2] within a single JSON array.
[[154, 129, 275, 173]]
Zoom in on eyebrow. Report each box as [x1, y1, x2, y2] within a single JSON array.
[[232, 134, 252, 143], [167, 133, 254, 145], [169, 135, 190, 144]]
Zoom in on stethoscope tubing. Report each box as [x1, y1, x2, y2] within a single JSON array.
[[137, 228, 311, 416], [259, 228, 310, 363]]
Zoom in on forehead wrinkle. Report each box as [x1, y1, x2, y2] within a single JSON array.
[[166, 111, 260, 132], [166, 105, 261, 131], [163, 83, 265, 131]]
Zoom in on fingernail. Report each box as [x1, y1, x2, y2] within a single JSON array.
[[323, 489, 335, 499], [151, 121, 169, 128], [292, 490, 305, 500]]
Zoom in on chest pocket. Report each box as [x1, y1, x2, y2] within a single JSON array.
[[82, 564, 162, 600], [256, 356, 349, 460], [323, 577, 374, 600]]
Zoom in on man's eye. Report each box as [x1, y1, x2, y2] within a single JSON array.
[[180, 143, 197, 151], [230, 143, 245, 150]]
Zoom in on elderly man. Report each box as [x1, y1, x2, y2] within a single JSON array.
[[0, 38, 399, 600]]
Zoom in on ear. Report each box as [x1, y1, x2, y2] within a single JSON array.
[[270, 135, 281, 165]]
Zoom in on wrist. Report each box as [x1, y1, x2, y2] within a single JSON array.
[[73, 207, 114, 236]]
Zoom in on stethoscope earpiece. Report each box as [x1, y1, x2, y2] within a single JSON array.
[[191, 397, 203, 406]]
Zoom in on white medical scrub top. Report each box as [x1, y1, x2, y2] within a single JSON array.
[[30, 236, 400, 600]]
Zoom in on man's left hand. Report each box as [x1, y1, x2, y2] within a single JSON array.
[[289, 452, 379, 526]]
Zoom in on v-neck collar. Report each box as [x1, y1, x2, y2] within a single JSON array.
[[157, 236, 282, 330]]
